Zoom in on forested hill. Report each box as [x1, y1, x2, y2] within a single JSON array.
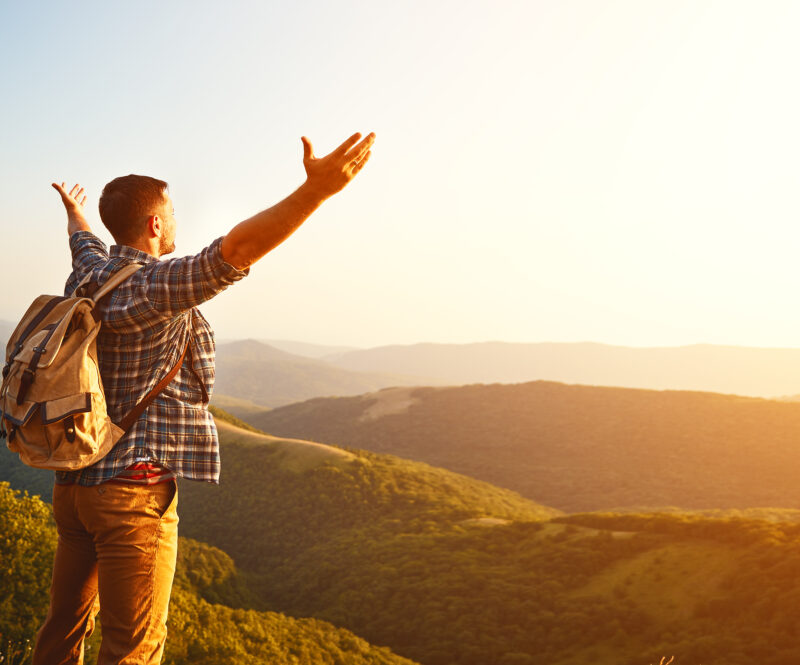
[[178, 410, 559, 573], [246, 381, 800, 512], [8, 415, 800, 663], [0, 483, 417, 665]]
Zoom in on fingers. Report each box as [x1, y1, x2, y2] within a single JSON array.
[[350, 151, 371, 175], [333, 132, 362, 156], [301, 136, 314, 162], [52, 182, 86, 207], [52, 182, 70, 203], [345, 133, 376, 165]]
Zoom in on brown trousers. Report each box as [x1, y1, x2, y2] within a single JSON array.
[[32, 480, 179, 665]]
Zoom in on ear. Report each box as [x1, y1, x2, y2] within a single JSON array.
[[146, 215, 162, 238]]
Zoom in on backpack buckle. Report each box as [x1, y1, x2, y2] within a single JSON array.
[[32, 346, 47, 354]]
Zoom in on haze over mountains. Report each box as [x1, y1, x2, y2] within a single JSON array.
[[211, 338, 800, 409], [322, 341, 800, 398], [8, 316, 800, 400], [213, 339, 435, 407]]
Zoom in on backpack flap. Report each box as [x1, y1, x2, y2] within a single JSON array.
[[41, 393, 92, 425], [1, 396, 39, 428], [5, 295, 75, 366], [10, 300, 99, 372]]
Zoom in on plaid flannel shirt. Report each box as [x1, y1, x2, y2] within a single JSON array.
[[56, 231, 249, 485]]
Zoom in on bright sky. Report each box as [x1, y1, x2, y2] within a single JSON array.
[[3, 0, 800, 348]]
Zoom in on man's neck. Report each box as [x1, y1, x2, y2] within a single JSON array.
[[121, 239, 160, 258]]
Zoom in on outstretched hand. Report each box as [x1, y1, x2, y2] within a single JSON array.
[[301, 132, 375, 199], [52, 181, 91, 235]]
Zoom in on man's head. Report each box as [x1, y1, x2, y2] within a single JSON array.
[[98, 174, 176, 256]]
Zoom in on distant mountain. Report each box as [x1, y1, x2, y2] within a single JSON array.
[[214, 339, 440, 407], [262, 339, 360, 358], [325, 341, 800, 397], [248, 381, 800, 513]]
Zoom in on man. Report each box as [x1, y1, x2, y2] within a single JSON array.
[[32, 131, 375, 665]]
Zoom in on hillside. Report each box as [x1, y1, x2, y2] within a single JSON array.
[[247, 381, 800, 512], [7, 416, 800, 664], [0, 482, 418, 665], [325, 340, 800, 397], [178, 410, 559, 573], [213, 339, 437, 407], [179, 414, 800, 665]]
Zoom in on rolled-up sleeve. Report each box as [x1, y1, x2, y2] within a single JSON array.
[[144, 236, 250, 316], [65, 231, 110, 296]]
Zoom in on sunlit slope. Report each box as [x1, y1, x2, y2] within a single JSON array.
[[179, 410, 560, 572], [179, 436, 800, 665], [247, 381, 800, 512], [0, 483, 419, 665], [213, 418, 356, 473], [210, 393, 272, 419]]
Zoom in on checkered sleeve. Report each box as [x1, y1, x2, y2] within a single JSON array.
[[65, 231, 109, 296], [144, 236, 249, 316]]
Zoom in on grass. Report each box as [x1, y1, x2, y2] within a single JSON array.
[[214, 419, 355, 473], [569, 540, 739, 624]]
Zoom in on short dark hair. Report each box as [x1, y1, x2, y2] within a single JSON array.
[[98, 174, 169, 245]]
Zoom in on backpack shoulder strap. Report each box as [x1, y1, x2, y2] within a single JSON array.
[[117, 341, 189, 432], [91, 263, 143, 303]]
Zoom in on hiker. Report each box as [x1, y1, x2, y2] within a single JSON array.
[[31, 131, 375, 665]]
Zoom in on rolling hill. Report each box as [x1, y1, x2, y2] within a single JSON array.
[[0, 483, 418, 665], [6, 413, 800, 664], [213, 339, 438, 407], [246, 381, 800, 512]]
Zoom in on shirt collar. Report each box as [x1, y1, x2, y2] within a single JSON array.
[[109, 244, 160, 264]]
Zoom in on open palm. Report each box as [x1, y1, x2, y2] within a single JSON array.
[[301, 132, 374, 198]]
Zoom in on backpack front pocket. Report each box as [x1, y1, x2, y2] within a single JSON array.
[[41, 393, 95, 461]]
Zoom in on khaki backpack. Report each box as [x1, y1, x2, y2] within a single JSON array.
[[0, 264, 186, 470]]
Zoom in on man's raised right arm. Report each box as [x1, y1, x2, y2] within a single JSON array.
[[52, 182, 109, 292], [220, 131, 374, 270]]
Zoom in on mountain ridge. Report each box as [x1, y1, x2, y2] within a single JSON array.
[[324, 340, 800, 397], [214, 339, 440, 407], [247, 379, 800, 512]]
